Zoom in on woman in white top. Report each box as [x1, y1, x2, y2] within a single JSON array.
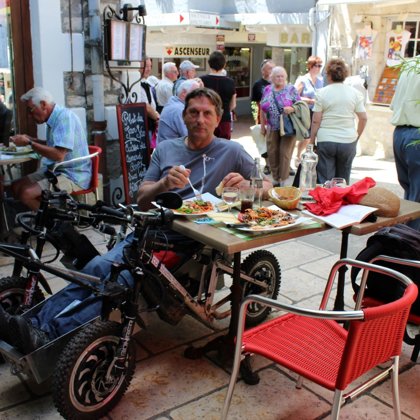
[[310, 58, 367, 184], [294, 56, 324, 165]]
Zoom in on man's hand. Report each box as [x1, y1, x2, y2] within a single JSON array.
[[10, 134, 32, 147], [220, 172, 246, 189], [163, 165, 191, 190]]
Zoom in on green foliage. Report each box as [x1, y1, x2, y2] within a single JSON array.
[[251, 101, 259, 124]]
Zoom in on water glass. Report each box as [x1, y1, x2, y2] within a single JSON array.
[[222, 187, 239, 213]]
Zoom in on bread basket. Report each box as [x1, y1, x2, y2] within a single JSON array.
[[268, 186, 301, 210]]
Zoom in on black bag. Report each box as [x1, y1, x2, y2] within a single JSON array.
[[351, 224, 420, 315]]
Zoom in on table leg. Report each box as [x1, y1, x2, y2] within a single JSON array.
[[184, 251, 260, 385], [333, 230, 349, 311]]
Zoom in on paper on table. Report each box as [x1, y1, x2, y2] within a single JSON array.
[[302, 204, 378, 229]]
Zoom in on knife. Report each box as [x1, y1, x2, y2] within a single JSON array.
[[226, 223, 251, 228]]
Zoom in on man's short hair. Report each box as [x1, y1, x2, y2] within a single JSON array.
[[208, 51, 226, 71], [162, 62, 177, 76], [260, 59, 274, 69], [176, 79, 200, 97], [21, 87, 54, 106], [183, 87, 223, 117]]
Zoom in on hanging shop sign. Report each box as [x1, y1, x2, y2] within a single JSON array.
[[267, 28, 311, 47], [165, 46, 211, 57], [146, 12, 220, 28]]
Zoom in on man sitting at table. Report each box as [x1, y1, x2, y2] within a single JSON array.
[[0, 87, 272, 354], [10, 87, 91, 210]]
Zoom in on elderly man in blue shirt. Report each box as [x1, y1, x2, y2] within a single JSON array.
[[10, 87, 91, 210], [157, 79, 200, 144]]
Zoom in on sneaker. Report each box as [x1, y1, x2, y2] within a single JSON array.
[[263, 165, 271, 175], [289, 168, 296, 176], [9, 315, 50, 354]]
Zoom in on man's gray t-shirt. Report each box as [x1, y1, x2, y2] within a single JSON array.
[[144, 137, 255, 197]]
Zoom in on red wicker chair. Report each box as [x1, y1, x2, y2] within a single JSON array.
[[52, 145, 102, 201], [221, 258, 418, 420]]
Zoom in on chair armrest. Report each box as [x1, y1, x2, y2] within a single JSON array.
[[240, 294, 364, 323], [52, 151, 100, 173], [370, 255, 420, 271]]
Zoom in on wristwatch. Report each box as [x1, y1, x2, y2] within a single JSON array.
[[28, 138, 33, 146]]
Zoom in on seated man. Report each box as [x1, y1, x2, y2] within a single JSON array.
[[0, 88, 272, 354], [10, 87, 91, 210]]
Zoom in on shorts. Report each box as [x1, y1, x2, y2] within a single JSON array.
[[28, 168, 83, 193]]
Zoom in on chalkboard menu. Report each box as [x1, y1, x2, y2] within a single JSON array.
[[116, 103, 150, 203]]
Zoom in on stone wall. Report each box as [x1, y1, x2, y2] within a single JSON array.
[[359, 104, 394, 160]]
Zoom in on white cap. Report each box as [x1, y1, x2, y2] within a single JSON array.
[[180, 60, 199, 71]]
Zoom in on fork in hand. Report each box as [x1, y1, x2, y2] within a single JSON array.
[[180, 165, 202, 201]]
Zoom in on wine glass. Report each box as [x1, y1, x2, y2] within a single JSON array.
[[222, 187, 239, 213]]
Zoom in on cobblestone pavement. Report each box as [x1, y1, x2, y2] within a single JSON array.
[[0, 117, 418, 420]]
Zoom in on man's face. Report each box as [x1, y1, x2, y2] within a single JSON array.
[[186, 68, 197, 79], [167, 65, 179, 81], [140, 59, 152, 78], [183, 96, 221, 143], [262, 62, 274, 80], [27, 99, 47, 124]]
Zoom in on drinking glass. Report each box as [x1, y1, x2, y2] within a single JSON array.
[[240, 186, 255, 212], [222, 187, 239, 213], [331, 178, 347, 188]]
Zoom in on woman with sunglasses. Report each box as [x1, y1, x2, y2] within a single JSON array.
[[294, 56, 324, 166]]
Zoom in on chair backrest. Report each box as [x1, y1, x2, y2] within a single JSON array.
[[336, 282, 418, 390], [88, 145, 101, 190]]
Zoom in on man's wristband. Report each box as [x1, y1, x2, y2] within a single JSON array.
[[28, 138, 33, 147]]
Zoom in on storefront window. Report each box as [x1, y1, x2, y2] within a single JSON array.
[[224, 47, 250, 98]]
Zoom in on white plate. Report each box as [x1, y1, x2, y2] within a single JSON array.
[[152, 200, 214, 217], [152, 192, 221, 217], [236, 217, 305, 233], [1, 147, 33, 155]]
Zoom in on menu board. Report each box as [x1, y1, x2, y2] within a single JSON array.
[[116, 103, 150, 203], [108, 20, 146, 62], [372, 66, 401, 105]]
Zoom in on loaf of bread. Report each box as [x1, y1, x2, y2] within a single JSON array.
[[359, 187, 400, 217]]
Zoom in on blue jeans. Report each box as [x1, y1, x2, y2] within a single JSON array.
[[29, 229, 197, 338], [29, 234, 136, 338], [393, 126, 420, 230], [316, 141, 357, 185]]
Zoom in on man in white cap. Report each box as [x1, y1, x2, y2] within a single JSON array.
[[173, 60, 199, 94]]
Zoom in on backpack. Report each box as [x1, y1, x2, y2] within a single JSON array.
[[351, 224, 420, 315]]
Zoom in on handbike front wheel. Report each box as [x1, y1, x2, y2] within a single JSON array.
[[241, 250, 281, 327], [53, 320, 136, 420]]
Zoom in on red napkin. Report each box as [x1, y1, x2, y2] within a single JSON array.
[[304, 177, 376, 216]]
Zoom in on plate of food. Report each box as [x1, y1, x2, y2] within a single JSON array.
[[172, 199, 215, 216], [0, 145, 33, 155], [234, 207, 302, 232]]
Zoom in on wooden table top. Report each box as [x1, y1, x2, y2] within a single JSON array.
[[171, 199, 420, 255]]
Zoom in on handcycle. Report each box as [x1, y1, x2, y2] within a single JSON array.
[[0, 191, 281, 419], [0, 188, 130, 316]]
